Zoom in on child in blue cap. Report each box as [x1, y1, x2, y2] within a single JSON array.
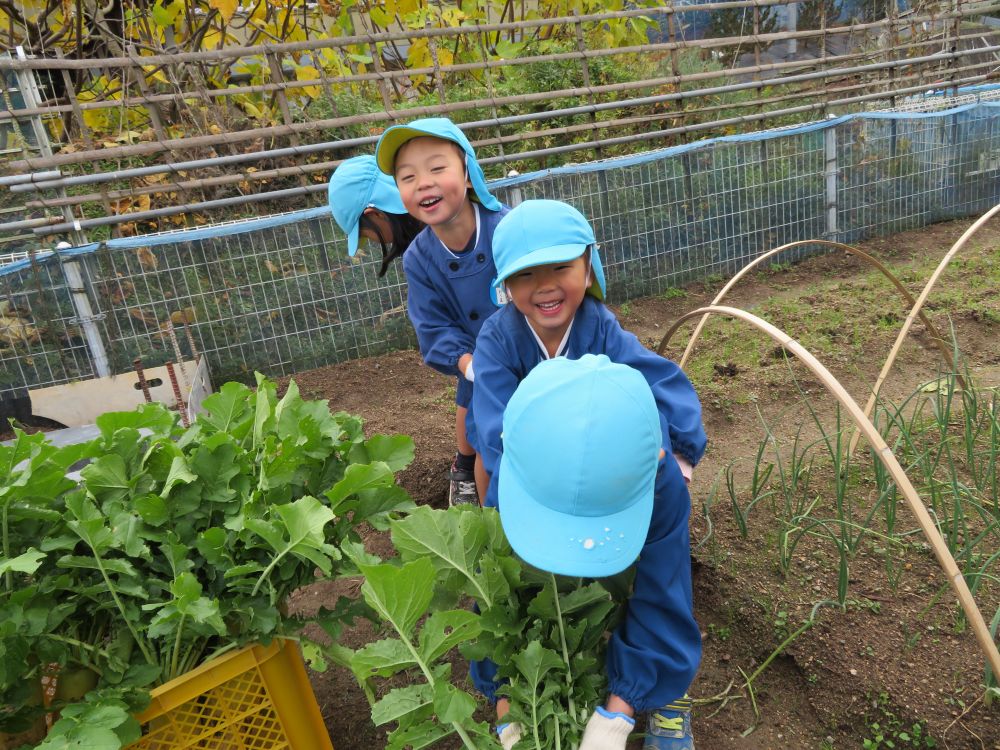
[[327, 155, 424, 277], [492, 354, 700, 750], [375, 117, 509, 506], [470, 199, 705, 748], [471, 198, 705, 508]]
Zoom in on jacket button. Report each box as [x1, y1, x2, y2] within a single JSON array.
[[476, 253, 485, 262], [470, 311, 480, 321], [449, 261, 459, 271]]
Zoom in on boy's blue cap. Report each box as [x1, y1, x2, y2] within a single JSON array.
[[490, 200, 606, 306], [374, 117, 502, 212], [328, 156, 406, 257], [498, 354, 661, 578]]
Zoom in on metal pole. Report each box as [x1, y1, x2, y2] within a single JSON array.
[[824, 116, 838, 240], [59, 243, 111, 378], [787, 1, 798, 55], [133, 358, 152, 403]]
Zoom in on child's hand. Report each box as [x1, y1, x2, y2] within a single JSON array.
[[579, 707, 634, 750], [459, 353, 474, 382]]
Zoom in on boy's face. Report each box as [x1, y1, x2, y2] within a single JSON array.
[[393, 137, 471, 228], [505, 254, 590, 340]]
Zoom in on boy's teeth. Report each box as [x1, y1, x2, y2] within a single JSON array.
[[420, 197, 441, 207], [538, 301, 559, 310]]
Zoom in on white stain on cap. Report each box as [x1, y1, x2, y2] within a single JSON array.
[[582, 538, 595, 550]]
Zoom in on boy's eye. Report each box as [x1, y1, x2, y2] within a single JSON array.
[[397, 173, 415, 183]]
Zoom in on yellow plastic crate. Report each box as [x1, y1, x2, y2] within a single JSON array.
[[126, 639, 333, 750]]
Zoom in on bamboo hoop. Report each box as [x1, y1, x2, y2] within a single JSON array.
[[846, 202, 1000, 457], [661, 305, 1000, 680], [657, 240, 962, 392]]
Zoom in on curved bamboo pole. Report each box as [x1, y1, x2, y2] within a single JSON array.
[[847, 202, 1000, 457], [656, 240, 960, 389], [662, 305, 1000, 680]]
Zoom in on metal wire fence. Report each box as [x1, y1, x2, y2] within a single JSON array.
[[1, 96, 998, 401]]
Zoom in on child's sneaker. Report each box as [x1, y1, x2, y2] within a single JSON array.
[[448, 463, 479, 506], [643, 697, 694, 750]]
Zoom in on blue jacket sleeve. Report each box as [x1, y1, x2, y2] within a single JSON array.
[[605, 457, 701, 712], [470, 313, 525, 508], [402, 247, 474, 378], [600, 311, 707, 467]]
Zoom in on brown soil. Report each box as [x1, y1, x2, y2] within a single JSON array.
[[283, 218, 1000, 750]]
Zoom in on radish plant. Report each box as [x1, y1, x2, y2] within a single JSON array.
[[1, 375, 416, 750], [342, 505, 629, 750]]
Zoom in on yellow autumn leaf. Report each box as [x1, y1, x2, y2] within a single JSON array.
[[201, 29, 224, 50], [440, 7, 466, 25], [237, 98, 266, 120], [209, 0, 238, 23], [407, 38, 431, 70], [250, 0, 268, 24], [436, 45, 454, 68], [294, 65, 321, 100], [143, 65, 170, 85]]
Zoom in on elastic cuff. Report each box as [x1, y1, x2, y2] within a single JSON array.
[[671, 437, 703, 467], [596, 706, 635, 725]]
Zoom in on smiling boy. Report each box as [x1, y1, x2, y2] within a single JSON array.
[[375, 118, 509, 506]]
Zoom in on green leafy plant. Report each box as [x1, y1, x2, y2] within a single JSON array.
[[862, 691, 937, 748], [0, 375, 414, 750], [340, 505, 629, 750]]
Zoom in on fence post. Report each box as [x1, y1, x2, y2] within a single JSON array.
[[14, 47, 87, 248], [506, 170, 522, 207], [59, 243, 111, 378], [824, 116, 839, 240]]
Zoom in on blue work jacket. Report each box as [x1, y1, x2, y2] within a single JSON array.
[[402, 206, 508, 399]]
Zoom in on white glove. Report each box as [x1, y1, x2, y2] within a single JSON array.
[[498, 722, 522, 750], [578, 708, 634, 750]]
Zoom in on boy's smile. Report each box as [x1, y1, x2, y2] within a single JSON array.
[[506, 255, 590, 355], [393, 137, 475, 245]]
